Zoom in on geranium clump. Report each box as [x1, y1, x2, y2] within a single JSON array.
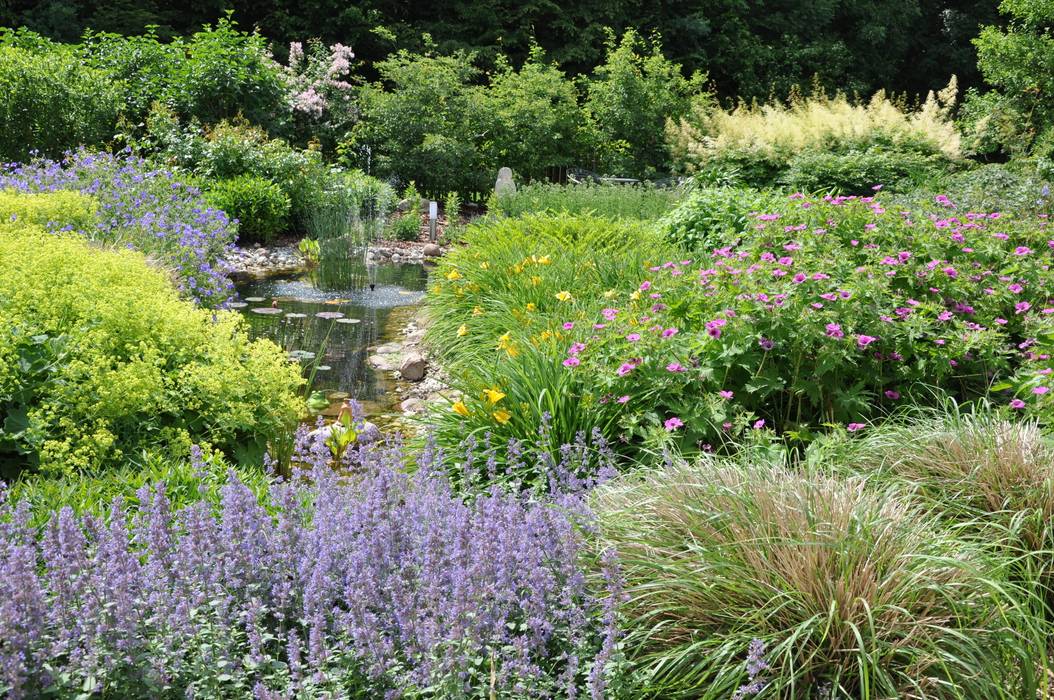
[[564, 190, 1054, 446], [0, 149, 236, 307]]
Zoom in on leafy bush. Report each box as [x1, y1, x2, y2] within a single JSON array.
[[594, 456, 1045, 698], [427, 214, 672, 461], [0, 45, 120, 161], [0, 223, 301, 475], [0, 190, 96, 230], [915, 162, 1054, 216], [490, 181, 682, 221], [386, 212, 420, 241], [658, 185, 782, 251], [780, 147, 950, 195], [0, 150, 237, 307], [584, 29, 702, 177], [0, 424, 620, 698], [206, 175, 291, 244], [668, 83, 962, 188], [521, 191, 1054, 452]]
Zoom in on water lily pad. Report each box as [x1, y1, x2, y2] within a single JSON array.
[[251, 307, 283, 315], [285, 312, 307, 319], [336, 317, 361, 324], [288, 350, 316, 361], [244, 296, 266, 302], [315, 311, 345, 320], [315, 365, 331, 371], [328, 391, 350, 400], [226, 301, 248, 309], [324, 298, 352, 305]]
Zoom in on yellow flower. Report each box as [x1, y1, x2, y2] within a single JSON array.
[[430, 284, 442, 295], [479, 261, 490, 270], [555, 291, 572, 302], [512, 264, 523, 274], [538, 255, 551, 265], [445, 269, 462, 281], [457, 324, 468, 337], [531, 275, 542, 286], [452, 400, 470, 417], [472, 306, 484, 316], [493, 409, 512, 424], [539, 329, 553, 341], [497, 332, 512, 350], [504, 344, 519, 357], [484, 387, 506, 404], [603, 289, 616, 299], [525, 302, 536, 312], [630, 290, 641, 300]]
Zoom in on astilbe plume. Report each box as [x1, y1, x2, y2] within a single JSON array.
[[0, 149, 236, 307], [0, 416, 619, 698]]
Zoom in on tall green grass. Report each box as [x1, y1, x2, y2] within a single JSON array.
[[594, 454, 1049, 698], [489, 181, 683, 220]]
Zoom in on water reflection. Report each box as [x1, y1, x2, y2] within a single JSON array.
[[234, 264, 428, 415]]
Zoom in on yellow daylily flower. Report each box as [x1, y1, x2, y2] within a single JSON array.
[[445, 269, 462, 281], [512, 264, 523, 274], [452, 400, 470, 417], [537, 255, 551, 265], [555, 291, 572, 302], [472, 306, 484, 316], [504, 344, 519, 357], [484, 387, 506, 404], [603, 289, 617, 299], [497, 332, 512, 349], [457, 324, 468, 337], [630, 290, 641, 300], [479, 261, 490, 270], [531, 275, 542, 286], [493, 409, 512, 424], [526, 302, 536, 312]]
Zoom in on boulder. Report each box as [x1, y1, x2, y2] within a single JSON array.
[[400, 397, 426, 414], [399, 352, 427, 381], [423, 243, 442, 257]]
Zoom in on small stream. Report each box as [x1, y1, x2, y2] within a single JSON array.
[[232, 263, 428, 421]]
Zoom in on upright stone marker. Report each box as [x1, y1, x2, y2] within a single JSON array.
[[428, 200, 438, 242], [495, 167, 516, 196]]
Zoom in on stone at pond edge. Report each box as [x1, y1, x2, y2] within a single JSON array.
[[399, 352, 428, 381], [423, 243, 442, 257], [400, 397, 426, 414]]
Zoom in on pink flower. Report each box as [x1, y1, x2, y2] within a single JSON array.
[[1010, 398, 1026, 409], [666, 362, 686, 373], [758, 337, 774, 350], [1034, 386, 1049, 395], [753, 419, 766, 430], [662, 327, 679, 338], [562, 322, 575, 330], [943, 266, 958, 278], [617, 362, 635, 376], [640, 281, 652, 291], [1016, 301, 1032, 314], [718, 390, 734, 399], [1015, 246, 1033, 256], [825, 323, 844, 338], [856, 335, 877, 348], [626, 333, 641, 342], [1008, 283, 1023, 293], [846, 422, 866, 432], [562, 357, 580, 367], [995, 317, 1008, 325], [601, 308, 619, 320], [617, 395, 630, 404], [884, 390, 900, 399], [664, 416, 684, 431]]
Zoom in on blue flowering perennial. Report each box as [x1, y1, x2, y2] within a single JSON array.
[[0, 425, 622, 698], [0, 149, 236, 308]]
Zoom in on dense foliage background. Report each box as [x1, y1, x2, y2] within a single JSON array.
[[0, 0, 1003, 99]]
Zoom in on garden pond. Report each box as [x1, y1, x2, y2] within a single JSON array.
[[232, 263, 428, 423]]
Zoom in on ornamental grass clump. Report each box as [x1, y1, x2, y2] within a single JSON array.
[[594, 457, 1047, 698], [0, 149, 236, 307], [0, 423, 621, 699]]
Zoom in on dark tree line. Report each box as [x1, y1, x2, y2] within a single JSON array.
[[0, 0, 1002, 98]]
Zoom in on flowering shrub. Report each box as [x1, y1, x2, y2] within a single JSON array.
[[0, 150, 236, 307], [556, 191, 1054, 449], [282, 40, 358, 151], [0, 425, 621, 698]]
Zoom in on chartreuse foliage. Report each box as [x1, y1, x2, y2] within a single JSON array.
[[0, 220, 301, 476], [0, 189, 96, 230]]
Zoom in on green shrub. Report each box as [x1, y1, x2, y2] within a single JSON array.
[[0, 45, 120, 161], [780, 147, 951, 195], [0, 222, 302, 476], [490, 181, 682, 221], [0, 190, 97, 230], [911, 162, 1054, 216], [594, 457, 1046, 698], [658, 185, 781, 251], [387, 212, 420, 241], [206, 175, 291, 244]]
